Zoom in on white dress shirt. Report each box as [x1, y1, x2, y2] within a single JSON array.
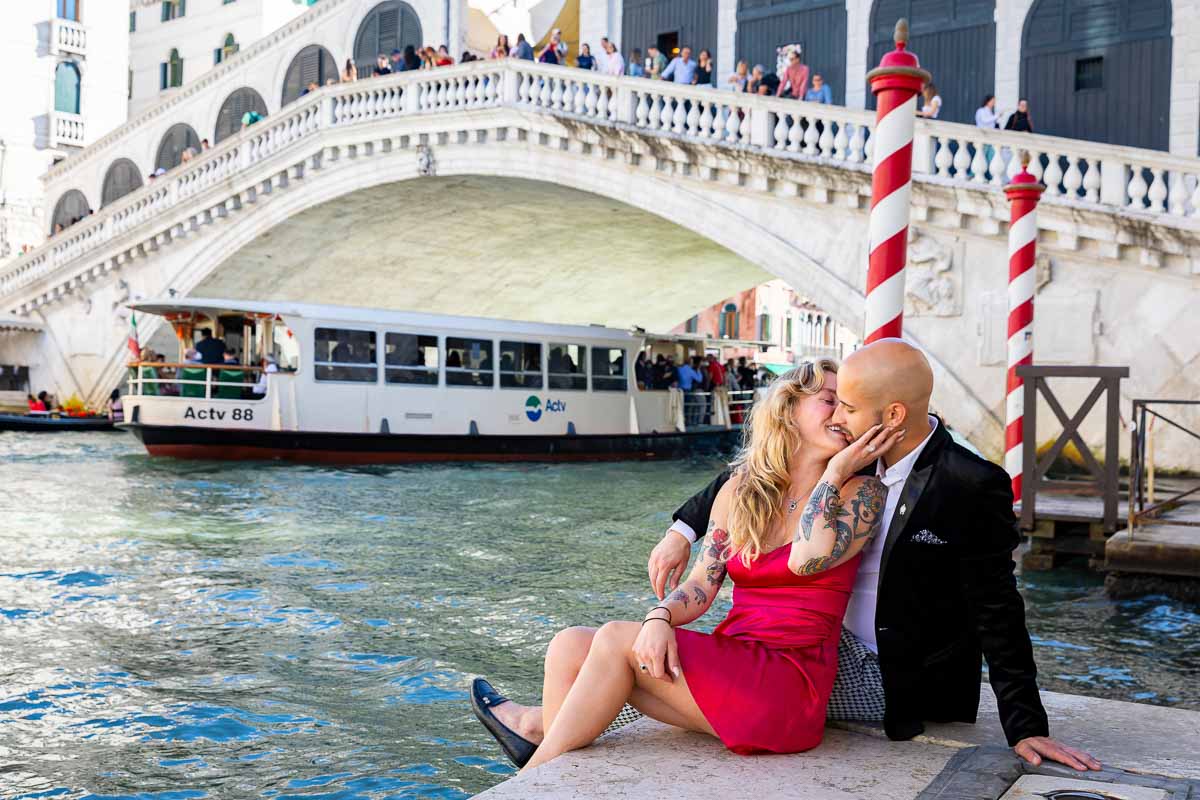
[[844, 416, 939, 653]]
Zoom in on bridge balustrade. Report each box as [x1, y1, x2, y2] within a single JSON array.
[[5, 60, 1200, 308]]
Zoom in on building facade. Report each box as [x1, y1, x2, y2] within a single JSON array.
[[672, 279, 860, 369], [0, 1, 129, 264], [128, 0, 313, 118], [578, 0, 1200, 155]]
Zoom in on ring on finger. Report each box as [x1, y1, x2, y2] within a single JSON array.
[[866, 444, 877, 453], [639, 664, 648, 672]]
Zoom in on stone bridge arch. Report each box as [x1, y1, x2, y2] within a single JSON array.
[[75, 135, 999, 452]]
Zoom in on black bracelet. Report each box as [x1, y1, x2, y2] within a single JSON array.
[[643, 606, 672, 626], [641, 616, 671, 626]]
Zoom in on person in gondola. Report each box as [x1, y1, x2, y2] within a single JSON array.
[[27, 394, 47, 413]]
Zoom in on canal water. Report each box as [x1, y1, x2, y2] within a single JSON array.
[[1, 433, 1197, 799]]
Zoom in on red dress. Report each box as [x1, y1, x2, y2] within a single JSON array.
[[674, 547, 861, 755]]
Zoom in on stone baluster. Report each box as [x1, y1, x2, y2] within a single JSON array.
[[659, 95, 674, 131], [786, 114, 803, 152], [1189, 177, 1200, 218], [1126, 166, 1148, 210], [1083, 158, 1102, 203], [723, 104, 741, 142], [1062, 157, 1083, 199], [818, 121, 834, 158], [848, 124, 866, 163], [551, 77, 564, 110], [833, 122, 849, 161], [738, 106, 752, 144], [803, 117, 820, 155], [635, 92, 649, 127], [1042, 154, 1062, 196], [698, 101, 714, 139], [970, 141, 988, 183], [686, 100, 700, 135], [773, 113, 789, 150], [933, 137, 952, 177], [1167, 172, 1188, 216], [1146, 168, 1167, 213], [672, 97, 687, 133], [538, 75, 551, 108]]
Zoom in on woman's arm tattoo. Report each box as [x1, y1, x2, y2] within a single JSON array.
[[704, 527, 730, 585], [794, 479, 887, 575], [666, 588, 690, 609]]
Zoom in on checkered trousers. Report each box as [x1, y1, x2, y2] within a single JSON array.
[[826, 626, 886, 721]]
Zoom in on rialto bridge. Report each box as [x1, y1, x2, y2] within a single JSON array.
[[3, 11, 1200, 467]]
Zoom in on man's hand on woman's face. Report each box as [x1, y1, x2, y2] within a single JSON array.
[[649, 530, 692, 600]]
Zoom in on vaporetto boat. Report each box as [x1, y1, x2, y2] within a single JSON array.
[[120, 299, 756, 463]]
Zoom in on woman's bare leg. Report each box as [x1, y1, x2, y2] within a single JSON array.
[[521, 621, 714, 772], [490, 626, 595, 746]]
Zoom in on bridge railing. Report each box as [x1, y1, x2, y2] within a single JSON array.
[[6, 60, 1200, 305]]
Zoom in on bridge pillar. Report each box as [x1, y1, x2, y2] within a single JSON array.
[[1004, 154, 1046, 502], [863, 19, 930, 343]]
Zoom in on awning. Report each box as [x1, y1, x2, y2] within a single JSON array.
[[763, 363, 794, 375], [0, 315, 43, 334]]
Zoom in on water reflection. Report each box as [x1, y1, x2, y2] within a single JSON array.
[[0, 432, 1196, 798]]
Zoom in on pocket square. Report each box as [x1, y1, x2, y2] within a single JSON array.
[[910, 529, 947, 545]]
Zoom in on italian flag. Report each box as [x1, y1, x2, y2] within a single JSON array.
[[127, 312, 140, 361]]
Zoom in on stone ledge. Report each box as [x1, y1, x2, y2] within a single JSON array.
[[476, 688, 1200, 799]]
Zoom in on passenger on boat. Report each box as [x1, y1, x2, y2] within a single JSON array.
[[184, 348, 202, 363], [37, 390, 55, 411], [195, 328, 226, 365], [251, 357, 278, 397], [107, 389, 124, 422], [222, 349, 239, 365], [27, 394, 47, 413], [635, 352, 650, 390]]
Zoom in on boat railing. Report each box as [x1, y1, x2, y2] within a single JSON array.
[[126, 361, 276, 400], [681, 388, 757, 428]]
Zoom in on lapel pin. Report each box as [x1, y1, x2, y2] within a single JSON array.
[[899, 504, 907, 516]]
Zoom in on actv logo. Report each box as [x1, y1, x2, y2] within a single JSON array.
[[525, 396, 566, 421]]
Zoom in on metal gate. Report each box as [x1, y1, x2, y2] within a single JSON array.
[[1020, 0, 1171, 150], [620, 0, 719, 64], [868, 0, 995, 125], [353, 1, 423, 78], [736, 0, 847, 104]]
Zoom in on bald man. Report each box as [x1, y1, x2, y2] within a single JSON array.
[[651, 340, 1099, 771]]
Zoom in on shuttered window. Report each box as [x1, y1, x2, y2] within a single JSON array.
[[51, 190, 89, 233], [54, 62, 81, 114], [101, 159, 143, 207], [353, 1, 423, 77], [214, 87, 267, 143], [154, 123, 200, 171], [281, 45, 336, 105]]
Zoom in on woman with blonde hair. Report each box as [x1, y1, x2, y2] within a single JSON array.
[[471, 360, 901, 769]]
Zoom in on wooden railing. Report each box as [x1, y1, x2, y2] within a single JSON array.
[[1128, 399, 1200, 538], [1016, 365, 1128, 534]]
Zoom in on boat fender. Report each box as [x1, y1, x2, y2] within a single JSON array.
[[380, 418, 390, 434], [567, 421, 577, 436], [469, 420, 479, 436]]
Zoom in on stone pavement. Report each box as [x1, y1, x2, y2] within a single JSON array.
[[476, 687, 1200, 799]]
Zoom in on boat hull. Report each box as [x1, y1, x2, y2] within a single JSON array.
[[0, 414, 117, 433], [120, 423, 742, 463]]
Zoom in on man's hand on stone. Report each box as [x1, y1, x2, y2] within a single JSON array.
[[1014, 736, 1102, 771], [648, 530, 691, 600]]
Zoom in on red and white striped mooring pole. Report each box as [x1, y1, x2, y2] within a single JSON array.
[[864, 19, 930, 343], [1003, 154, 1045, 502]]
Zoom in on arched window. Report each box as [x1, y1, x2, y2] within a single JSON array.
[[215, 33, 239, 64], [736, 0, 847, 105], [353, 1, 423, 78], [154, 122, 200, 171], [54, 62, 81, 114], [1021, 0, 1171, 150], [281, 44, 336, 106], [57, 0, 81, 21], [50, 189, 89, 234], [719, 303, 738, 339], [161, 48, 184, 90], [868, 0, 995, 124], [101, 158, 144, 207], [214, 87, 267, 143], [758, 313, 771, 343]]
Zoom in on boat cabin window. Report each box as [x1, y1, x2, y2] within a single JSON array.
[[385, 332, 439, 385], [591, 347, 627, 391], [548, 343, 586, 390], [499, 341, 543, 389], [446, 337, 494, 388], [314, 327, 377, 382]]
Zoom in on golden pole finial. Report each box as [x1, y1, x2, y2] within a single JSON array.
[[894, 18, 910, 47], [1020, 150, 1031, 169]]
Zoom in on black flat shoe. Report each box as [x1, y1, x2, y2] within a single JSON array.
[[470, 677, 538, 768]]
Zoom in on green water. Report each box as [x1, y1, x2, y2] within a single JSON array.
[[0, 432, 1196, 799]]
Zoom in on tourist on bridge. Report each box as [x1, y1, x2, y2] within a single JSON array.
[[1005, 99, 1034, 133], [341, 59, 357, 82], [727, 60, 749, 92], [660, 47, 697, 85], [804, 73, 832, 104], [627, 48, 644, 77], [918, 82, 942, 119], [645, 46, 667, 79], [695, 49, 714, 87], [373, 54, 392, 76], [403, 45, 420, 70], [777, 49, 809, 99], [491, 35, 510, 60], [576, 43, 596, 71], [389, 48, 405, 73], [513, 34, 534, 61], [601, 40, 624, 76], [471, 342, 1104, 776], [975, 94, 1002, 129]]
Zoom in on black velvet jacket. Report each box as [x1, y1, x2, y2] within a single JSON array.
[[671, 421, 1050, 745]]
